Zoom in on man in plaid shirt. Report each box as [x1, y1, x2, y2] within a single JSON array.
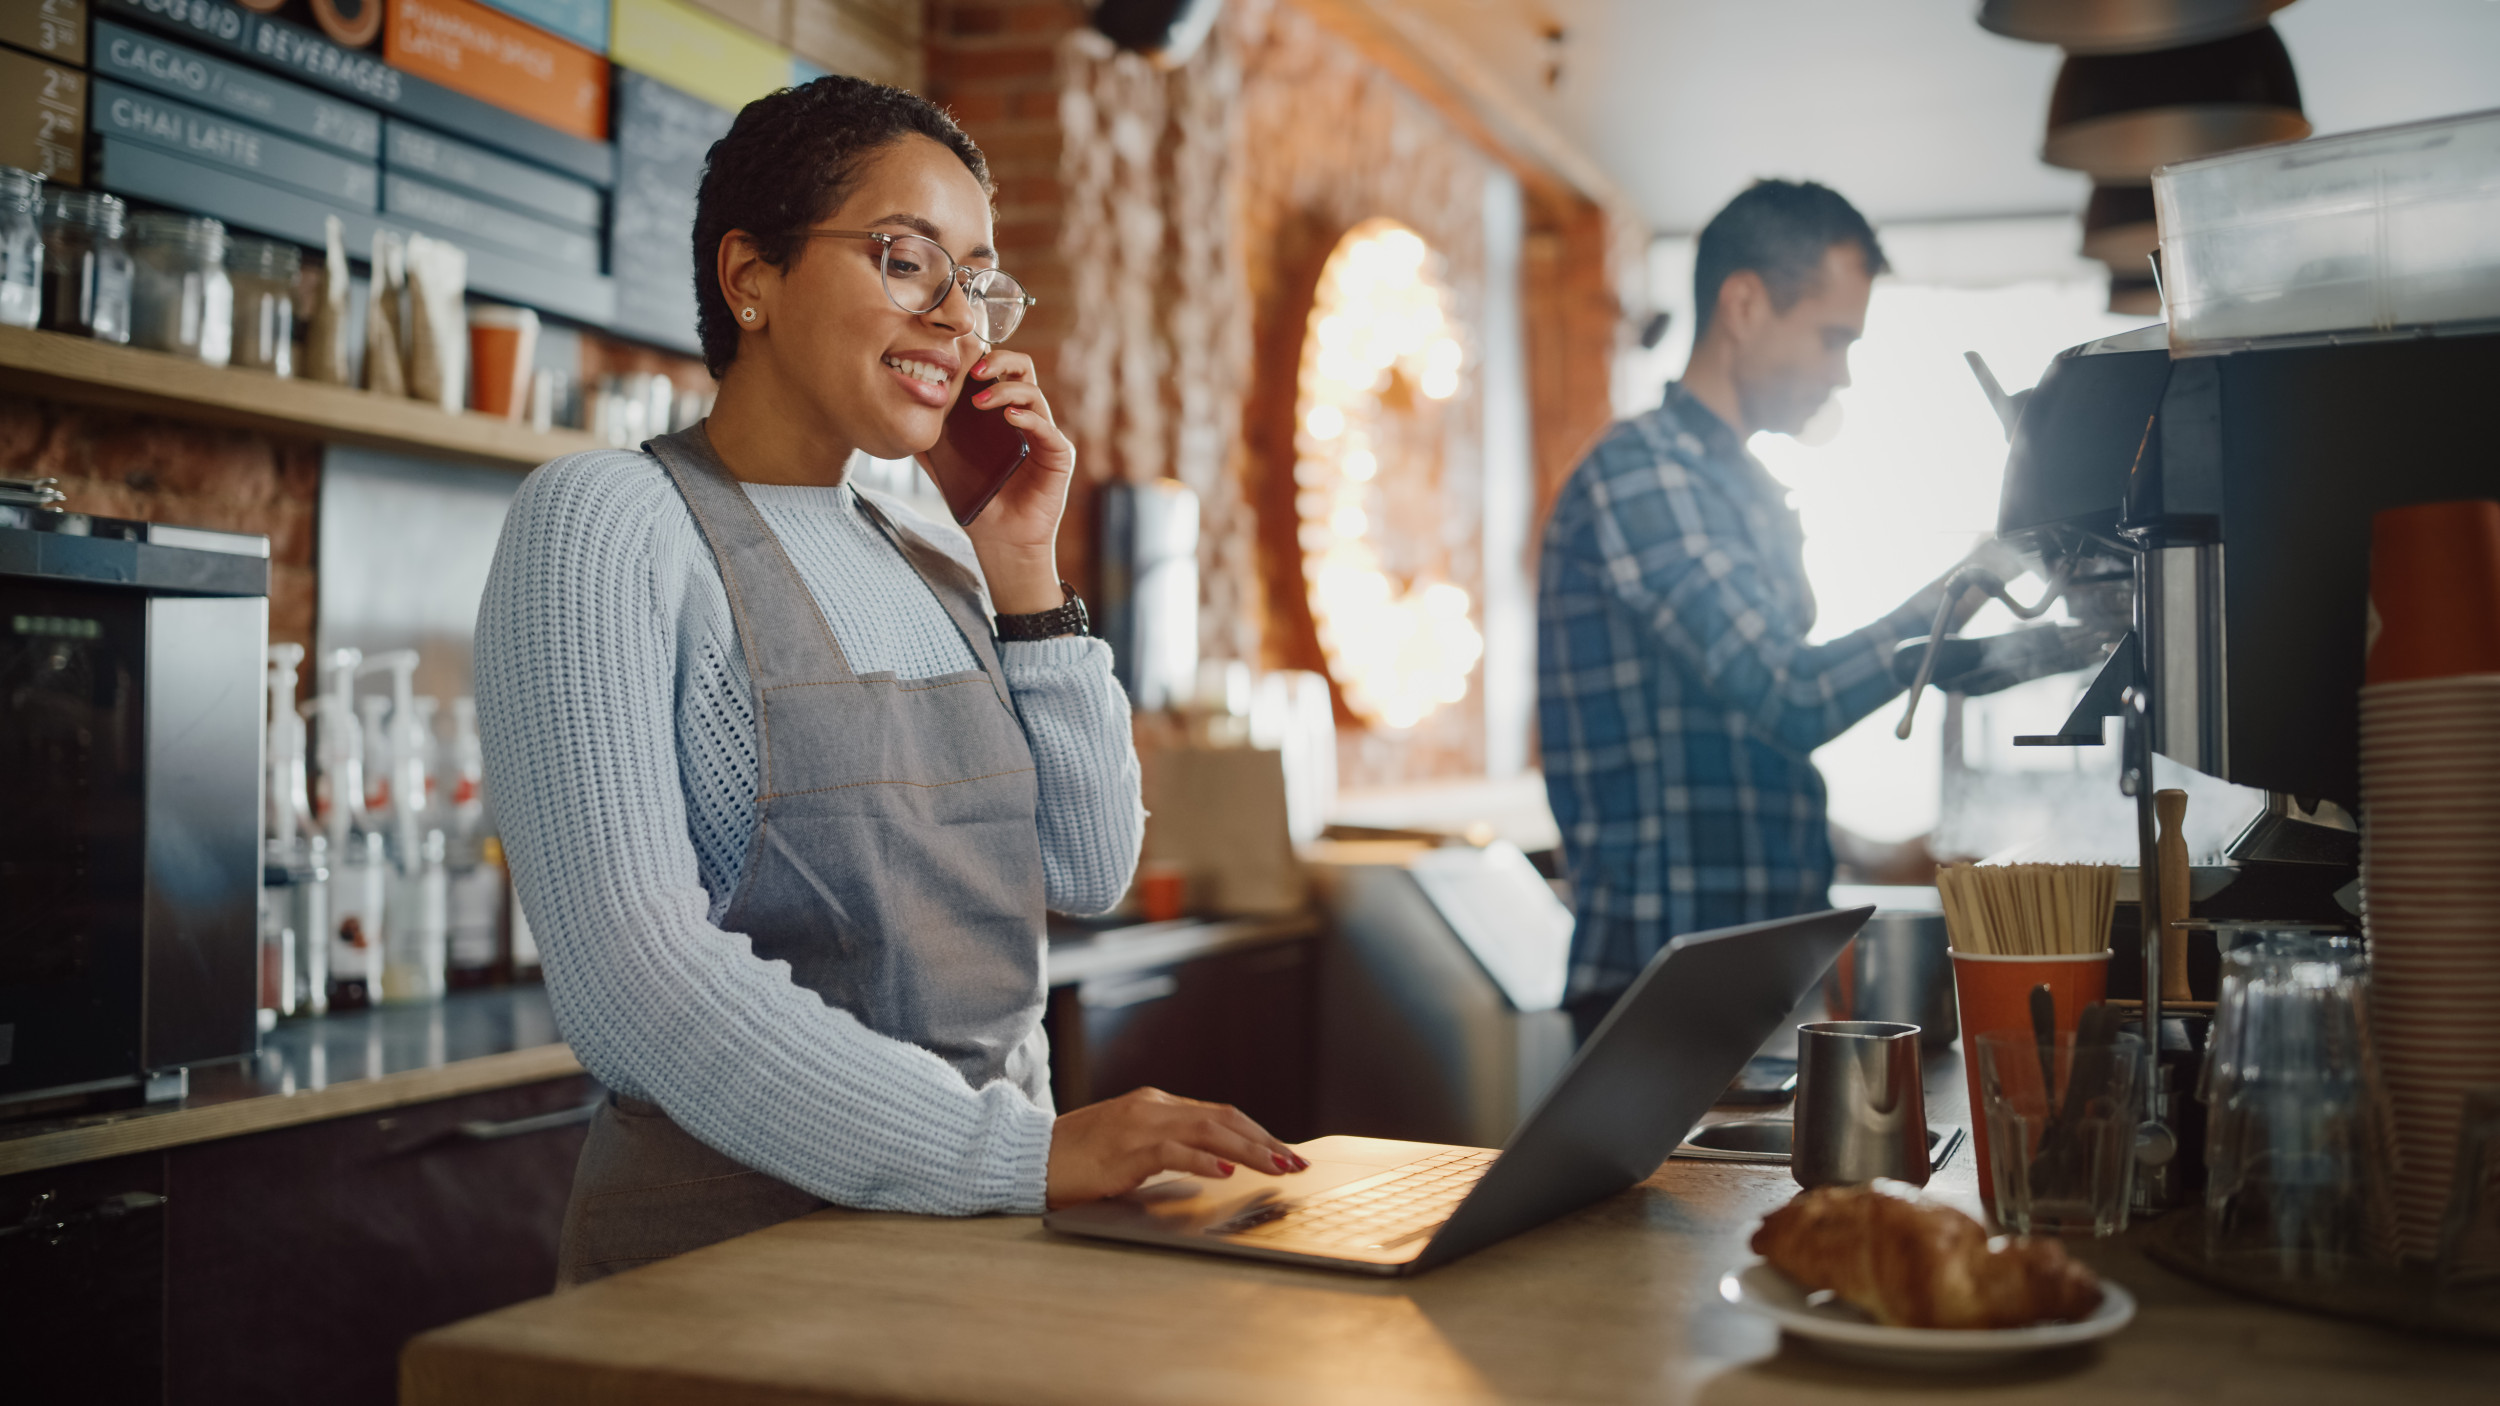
[[1538, 181, 1991, 1036]]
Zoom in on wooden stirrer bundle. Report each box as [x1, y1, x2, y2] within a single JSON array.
[[1936, 863, 2117, 956]]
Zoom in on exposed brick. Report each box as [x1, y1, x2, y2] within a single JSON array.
[[991, 173, 1061, 205], [938, 90, 1008, 123], [1007, 88, 1061, 119], [939, 46, 1058, 83], [944, 3, 1006, 36], [965, 126, 1064, 164]]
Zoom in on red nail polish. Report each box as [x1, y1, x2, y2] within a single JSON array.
[[1272, 1154, 1293, 1173], [973, 359, 988, 378], [1293, 1155, 1311, 1171], [1216, 1161, 1234, 1176]]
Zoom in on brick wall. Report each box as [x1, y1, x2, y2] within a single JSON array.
[[941, 0, 1623, 786], [0, 397, 320, 654], [924, 0, 1094, 588]]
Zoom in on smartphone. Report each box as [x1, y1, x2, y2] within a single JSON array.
[[922, 374, 1031, 526], [1719, 1054, 1799, 1108]]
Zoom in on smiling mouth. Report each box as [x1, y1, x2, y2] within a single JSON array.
[[883, 355, 950, 387]]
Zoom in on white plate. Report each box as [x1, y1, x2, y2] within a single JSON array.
[[1719, 1260, 2135, 1370]]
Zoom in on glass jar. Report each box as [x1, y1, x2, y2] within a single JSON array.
[[227, 235, 301, 377], [39, 190, 132, 344], [0, 166, 41, 330], [130, 212, 233, 365]]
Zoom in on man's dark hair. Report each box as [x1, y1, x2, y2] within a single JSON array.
[[1690, 180, 1887, 346], [691, 76, 992, 377]]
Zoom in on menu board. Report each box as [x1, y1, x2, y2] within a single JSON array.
[[383, 0, 608, 143], [610, 0, 795, 116], [96, 0, 614, 186], [96, 135, 618, 324], [381, 171, 600, 269], [383, 119, 600, 230], [474, 0, 608, 55], [0, 45, 84, 183], [608, 70, 730, 355], [0, 0, 88, 67], [93, 20, 381, 159], [92, 76, 380, 208]]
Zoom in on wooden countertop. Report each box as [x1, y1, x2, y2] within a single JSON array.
[[1045, 912, 1319, 986], [0, 986, 582, 1177], [403, 1031, 2499, 1405], [0, 916, 1319, 1177], [400, 1163, 2497, 1405]]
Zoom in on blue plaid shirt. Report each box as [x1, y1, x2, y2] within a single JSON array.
[[1537, 384, 1933, 999]]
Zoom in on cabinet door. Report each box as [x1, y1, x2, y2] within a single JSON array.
[[1057, 939, 1315, 1141], [165, 1073, 596, 1406], [0, 1152, 167, 1406]]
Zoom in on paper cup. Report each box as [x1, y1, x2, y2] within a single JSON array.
[[1949, 950, 2112, 1212], [2365, 500, 2500, 685], [468, 303, 541, 421]]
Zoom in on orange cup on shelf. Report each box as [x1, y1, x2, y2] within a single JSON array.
[[468, 304, 541, 421], [1950, 950, 2112, 1213], [2366, 499, 2500, 685], [1138, 861, 1189, 923]]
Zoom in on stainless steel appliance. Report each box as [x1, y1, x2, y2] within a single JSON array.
[[1983, 321, 2500, 1204], [2, 504, 268, 1109]]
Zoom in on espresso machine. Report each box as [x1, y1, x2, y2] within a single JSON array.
[[1, 488, 269, 1112], [1977, 314, 2500, 1205]]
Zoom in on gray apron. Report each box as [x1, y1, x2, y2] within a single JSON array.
[[555, 423, 1050, 1288]]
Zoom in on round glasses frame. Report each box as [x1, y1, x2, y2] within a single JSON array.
[[809, 229, 1036, 345]]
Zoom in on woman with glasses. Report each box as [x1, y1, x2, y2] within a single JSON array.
[[474, 77, 1301, 1287]]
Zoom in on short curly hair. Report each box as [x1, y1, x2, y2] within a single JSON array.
[[691, 76, 992, 377]]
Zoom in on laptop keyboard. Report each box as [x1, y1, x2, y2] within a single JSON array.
[[1214, 1148, 1497, 1252]]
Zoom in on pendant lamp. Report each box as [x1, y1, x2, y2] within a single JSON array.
[[2108, 276, 2163, 317], [1092, 0, 1223, 69], [2043, 24, 2310, 181], [1981, 0, 2295, 56], [2081, 184, 2160, 270]]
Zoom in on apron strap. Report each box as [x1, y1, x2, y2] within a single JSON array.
[[645, 424, 857, 690], [853, 491, 1018, 714]]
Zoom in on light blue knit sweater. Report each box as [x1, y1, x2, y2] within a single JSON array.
[[473, 448, 1143, 1216]]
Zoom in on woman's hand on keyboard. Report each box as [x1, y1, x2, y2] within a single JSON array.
[[1047, 1087, 1308, 1209]]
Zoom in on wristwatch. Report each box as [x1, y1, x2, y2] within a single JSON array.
[[994, 582, 1090, 642]]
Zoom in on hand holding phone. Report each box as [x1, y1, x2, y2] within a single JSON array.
[[922, 374, 1032, 526]]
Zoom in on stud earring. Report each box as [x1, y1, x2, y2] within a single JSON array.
[[741, 307, 758, 323]]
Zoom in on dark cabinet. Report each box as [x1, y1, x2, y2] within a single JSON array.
[[0, 1072, 594, 1406], [165, 1074, 597, 1405], [1048, 936, 1317, 1141], [0, 1151, 168, 1406]]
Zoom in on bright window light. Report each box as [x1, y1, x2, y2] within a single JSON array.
[[1752, 278, 2142, 843]]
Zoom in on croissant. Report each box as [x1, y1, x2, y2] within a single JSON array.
[[1750, 1180, 2102, 1329]]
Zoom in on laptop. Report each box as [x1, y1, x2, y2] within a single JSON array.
[[1043, 906, 1870, 1275]]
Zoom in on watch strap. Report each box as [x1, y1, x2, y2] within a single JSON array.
[[994, 582, 1090, 641]]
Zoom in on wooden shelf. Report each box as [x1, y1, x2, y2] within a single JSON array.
[[0, 325, 608, 470]]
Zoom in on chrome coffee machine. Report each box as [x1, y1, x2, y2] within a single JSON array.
[[1984, 322, 2500, 1205], [1997, 324, 2500, 838], [1, 490, 268, 1111]]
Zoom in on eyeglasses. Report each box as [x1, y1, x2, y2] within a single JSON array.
[[810, 229, 1035, 345]]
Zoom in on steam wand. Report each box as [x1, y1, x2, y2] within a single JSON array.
[[2121, 683, 2181, 1191], [1893, 558, 2072, 740]]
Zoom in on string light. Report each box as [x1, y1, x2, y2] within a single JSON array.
[[1292, 219, 1482, 731]]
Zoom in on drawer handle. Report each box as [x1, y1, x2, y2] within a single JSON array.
[[1079, 973, 1178, 1010], [454, 1100, 601, 1142], [0, 1189, 165, 1246]]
